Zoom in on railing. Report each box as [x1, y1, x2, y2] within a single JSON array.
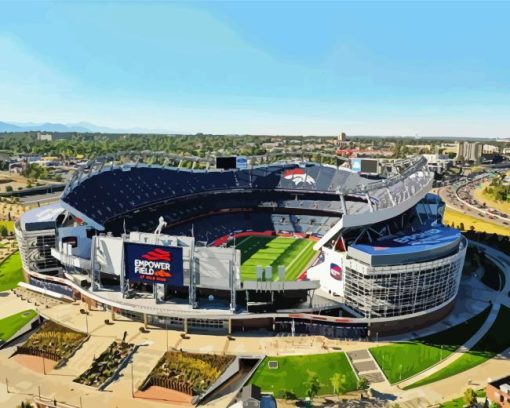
[[15, 346, 60, 362], [146, 377, 194, 395]]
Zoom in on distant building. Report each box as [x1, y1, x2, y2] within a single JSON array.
[[8, 162, 23, 174], [456, 141, 483, 163], [261, 142, 282, 152], [483, 144, 500, 154], [36, 132, 70, 142], [422, 154, 452, 174], [338, 132, 347, 143], [37, 133, 54, 141], [487, 375, 510, 407]]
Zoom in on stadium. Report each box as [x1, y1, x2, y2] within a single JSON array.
[[15, 153, 467, 337]]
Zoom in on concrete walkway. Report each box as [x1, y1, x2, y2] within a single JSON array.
[[0, 291, 35, 320], [54, 336, 115, 378]]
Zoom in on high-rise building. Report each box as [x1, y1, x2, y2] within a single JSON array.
[[456, 141, 483, 162]]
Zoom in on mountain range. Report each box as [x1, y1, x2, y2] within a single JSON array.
[[0, 121, 176, 134]]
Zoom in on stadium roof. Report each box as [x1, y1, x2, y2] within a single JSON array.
[[348, 225, 461, 266]]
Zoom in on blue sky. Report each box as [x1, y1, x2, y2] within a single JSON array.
[[0, 1, 509, 137]]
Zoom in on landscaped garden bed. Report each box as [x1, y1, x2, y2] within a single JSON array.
[[74, 340, 135, 389], [141, 352, 234, 396], [16, 320, 87, 363]]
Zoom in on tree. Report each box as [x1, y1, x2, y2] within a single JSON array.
[[0, 225, 7, 237], [463, 388, 477, 407], [357, 376, 370, 391], [330, 373, 346, 397], [306, 376, 321, 401]]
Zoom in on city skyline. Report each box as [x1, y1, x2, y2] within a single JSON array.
[[1, 1, 509, 137]]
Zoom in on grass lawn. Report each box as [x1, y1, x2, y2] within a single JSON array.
[[0, 220, 14, 233], [370, 305, 491, 384], [405, 305, 510, 389], [235, 236, 316, 282], [443, 207, 510, 237], [0, 309, 37, 343], [0, 251, 23, 292], [250, 353, 358, 398]]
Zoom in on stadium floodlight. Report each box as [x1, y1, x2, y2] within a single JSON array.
[[256, 266, 263, 281], [265, 266, 272, 281], [278, 265, 285, 280]]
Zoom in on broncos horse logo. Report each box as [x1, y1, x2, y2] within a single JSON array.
[[283, 168, 316, 186]]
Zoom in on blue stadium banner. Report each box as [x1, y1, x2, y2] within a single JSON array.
[[124, 242, 184, 286], [236, 156, 248, 169], [351, 158, 361, 173]]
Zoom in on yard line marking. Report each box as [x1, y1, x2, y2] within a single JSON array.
[[275, 240, 314, 281]]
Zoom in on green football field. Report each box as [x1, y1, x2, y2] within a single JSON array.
[[232, 235, 317, 282]]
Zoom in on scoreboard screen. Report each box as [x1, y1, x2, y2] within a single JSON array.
[[360, 159, 378, 173], [124, 242, 184, 286], [216, 156, 237, 170]]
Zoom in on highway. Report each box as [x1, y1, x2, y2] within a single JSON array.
[[435, 170, 510, 228]]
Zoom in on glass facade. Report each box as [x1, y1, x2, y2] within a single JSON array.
[[15, 223, 61, 274], [344, 237, 466, 319]]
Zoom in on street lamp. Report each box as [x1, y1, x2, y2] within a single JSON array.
[[80, 309, 89, 334]]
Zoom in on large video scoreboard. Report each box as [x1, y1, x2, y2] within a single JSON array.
[[124, 242, 184, 285]]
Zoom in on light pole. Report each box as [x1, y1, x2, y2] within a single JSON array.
[[131, 361, 134, 398]]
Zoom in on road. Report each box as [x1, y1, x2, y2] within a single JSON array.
[[435, 181, 510, 229]]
